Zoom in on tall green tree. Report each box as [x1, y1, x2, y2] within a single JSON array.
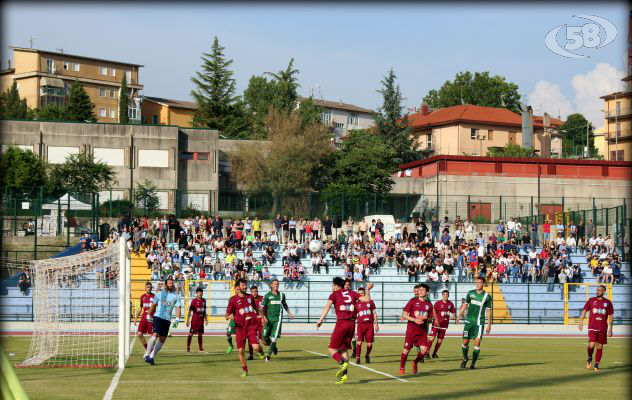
[[191, 36, 243, 136], [65, 80, 96, 122], [48, 150, 116, 195], [0, 146, 48, 196], [374, 68, 420, 164], [119, 74, 129, 124], [265, 58, 300, 113], [423, 71, 521, 112], [243, 75, 278, 138], [134, 179, 159, 214], [296, 97, 323, 127], [1, 81, 30, 119], [557, 113, 595, 158]]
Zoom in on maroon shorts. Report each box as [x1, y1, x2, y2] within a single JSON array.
[[356, 323, 375, 343], [138, 317, 153, 334], [329, 320, 355, 351], [236, 325, 259, 349], [588, 330, 608, 345], [404, 328, 428, 350], [190, 318, 205, 334], [429, 325, 447, 340]]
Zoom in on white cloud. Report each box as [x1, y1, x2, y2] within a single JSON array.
[[528, 63, 626, 125]]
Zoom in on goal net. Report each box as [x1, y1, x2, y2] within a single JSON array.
[[183, 279, 233, 323], [17, 240, 131, 368], [563, 282, 613, 325]]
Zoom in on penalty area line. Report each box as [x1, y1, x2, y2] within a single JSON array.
[[304, 350, 408, 383], [103, 338, 136, 400]]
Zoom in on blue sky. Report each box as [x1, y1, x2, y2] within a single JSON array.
[[2, 2, 628, 124]]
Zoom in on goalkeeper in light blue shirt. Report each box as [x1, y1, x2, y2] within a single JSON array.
[[144, 277, 182, 365]]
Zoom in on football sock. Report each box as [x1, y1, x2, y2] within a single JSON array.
[[187, 335, 192, 348], [595, 347, 603, 366], [248, 344, 253, 357], [242, 364, 248, 372], [351, 339, 357, 351], [333, 352, 342, 363], [356, 344, 362, 359], [198, 334, 203, 349], [462, 344, 469, 361], [150, 341, 163, 358], [414, 351, 424, 364], [433, 340, 442, 355], [227, 335, 233, 346], [587, 345, 594, 360], [268, 342, 277, 356], [471, 347, 480, 365], [145, 336, 156, 357], [143, 343, 147, 349], [366, 345, 373, 357], [400, 352, 408, 369]]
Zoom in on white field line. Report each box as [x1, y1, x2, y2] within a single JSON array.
[[304, 350, 409, 383], [103, 338, 136, 400]]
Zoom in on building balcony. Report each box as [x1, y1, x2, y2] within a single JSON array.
[[605, 128, 632, 140], [606, 108, 632, 119]]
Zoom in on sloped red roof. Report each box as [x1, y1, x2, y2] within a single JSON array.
[[407, 104, 562, 129]]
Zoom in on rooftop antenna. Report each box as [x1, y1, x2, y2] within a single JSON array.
[[29, 36, 35, 49], [56, 48, 64, 54]]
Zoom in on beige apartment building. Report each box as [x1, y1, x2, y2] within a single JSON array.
[[0, 47, 143, 123], [407, 104, 563, 158], [600, 76, 632, 161]]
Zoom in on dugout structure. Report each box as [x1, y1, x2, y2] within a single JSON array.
[[563, 282, 613, 325]]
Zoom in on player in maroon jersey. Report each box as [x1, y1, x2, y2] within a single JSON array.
[[425, 289, 455, 359], [247, 285, 264, 360], [578, 285, 614, 372], [134, 282, 155, 349], [186, 287, 208, 353], [354, 287, 379, 364], [316, 277, 374, 384], [225, 278, 268, 377], [400, 283, 433, 375]]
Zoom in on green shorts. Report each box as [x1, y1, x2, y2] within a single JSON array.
[[262, 319, 283, 343], [227, 320, 236, 335], [462, 323, 484, 340]]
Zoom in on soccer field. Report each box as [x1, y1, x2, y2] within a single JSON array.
[[3, 335, 631, 400]]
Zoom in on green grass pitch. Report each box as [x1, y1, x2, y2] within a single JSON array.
[[2, 335, 630, 399]]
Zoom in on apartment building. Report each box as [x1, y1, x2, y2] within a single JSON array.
[[407, 104, 563, 158], [0, 47, 143, 123], [141, 96, 196, 127], [295, 96, 374, 140]]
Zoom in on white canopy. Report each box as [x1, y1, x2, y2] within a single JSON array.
[[42, 194, 93, 211]]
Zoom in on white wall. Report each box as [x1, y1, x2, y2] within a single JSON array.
[[1, 144, 34, 153], [94, 147, 125, 166], [47, 146, 79, 164], [138, 149, 169, 167]]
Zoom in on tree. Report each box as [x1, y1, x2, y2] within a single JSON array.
[[243, 75, 278, 138], [296, 97, 323, 127], [486, 144, 537, 158], [374, 68, 420, 164], [557, 113, 595, 158], [134, 179, 159, 214], [423, 71, 521, 113], [1, 81, 30, 119], [34, 104, 66, 121], [190, 36, 241, 135], [48, 150, 116, 195], [65, 80, 96, 122], [230, 108, 332, 194], [119, 74, 129, 124], [0, 146, 48, 196], [265, 58, 300, 113], [323, 129, 397, 194]]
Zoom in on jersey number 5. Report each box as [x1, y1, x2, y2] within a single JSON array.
[[342, 291, 352, 303]]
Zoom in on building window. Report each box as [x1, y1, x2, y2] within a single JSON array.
[[129, 105, 139, 121], [320, 110, 332, 125], [152, 115, 158, 124], [616, 101, 621, 116], [126, 70, 132, 83], [99, 88, 106, 97], [109, 109, 116, 118], [488, 130, 493, 140], [197, 152, 210, 161], [180, 152, 209, 161], [110, 68, 116, 77], [109, 89, 116, 98], [616, 122, 621, 138], [334, 122, 344, 129], [427, 133, 432, 148], [63, 61, 69, 70], [73, 63, 80, 71], [40, 86, 65, 107], [610, 150, 624, 161], [347, 113, 359, 128], [99, 108, 106, 117], [470, 128, 478, 139], [46, 59, 55, 74], [100, 67, 108, 75]]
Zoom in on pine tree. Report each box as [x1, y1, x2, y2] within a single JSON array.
[[190, 36, 238, 131], [1, 81, 30, 119], [119, 74, 129, 124], [374, 68, 420, 164], [65, 80, 96, 122]]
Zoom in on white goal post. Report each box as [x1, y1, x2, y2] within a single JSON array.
[[16, 239, 131, 369]]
